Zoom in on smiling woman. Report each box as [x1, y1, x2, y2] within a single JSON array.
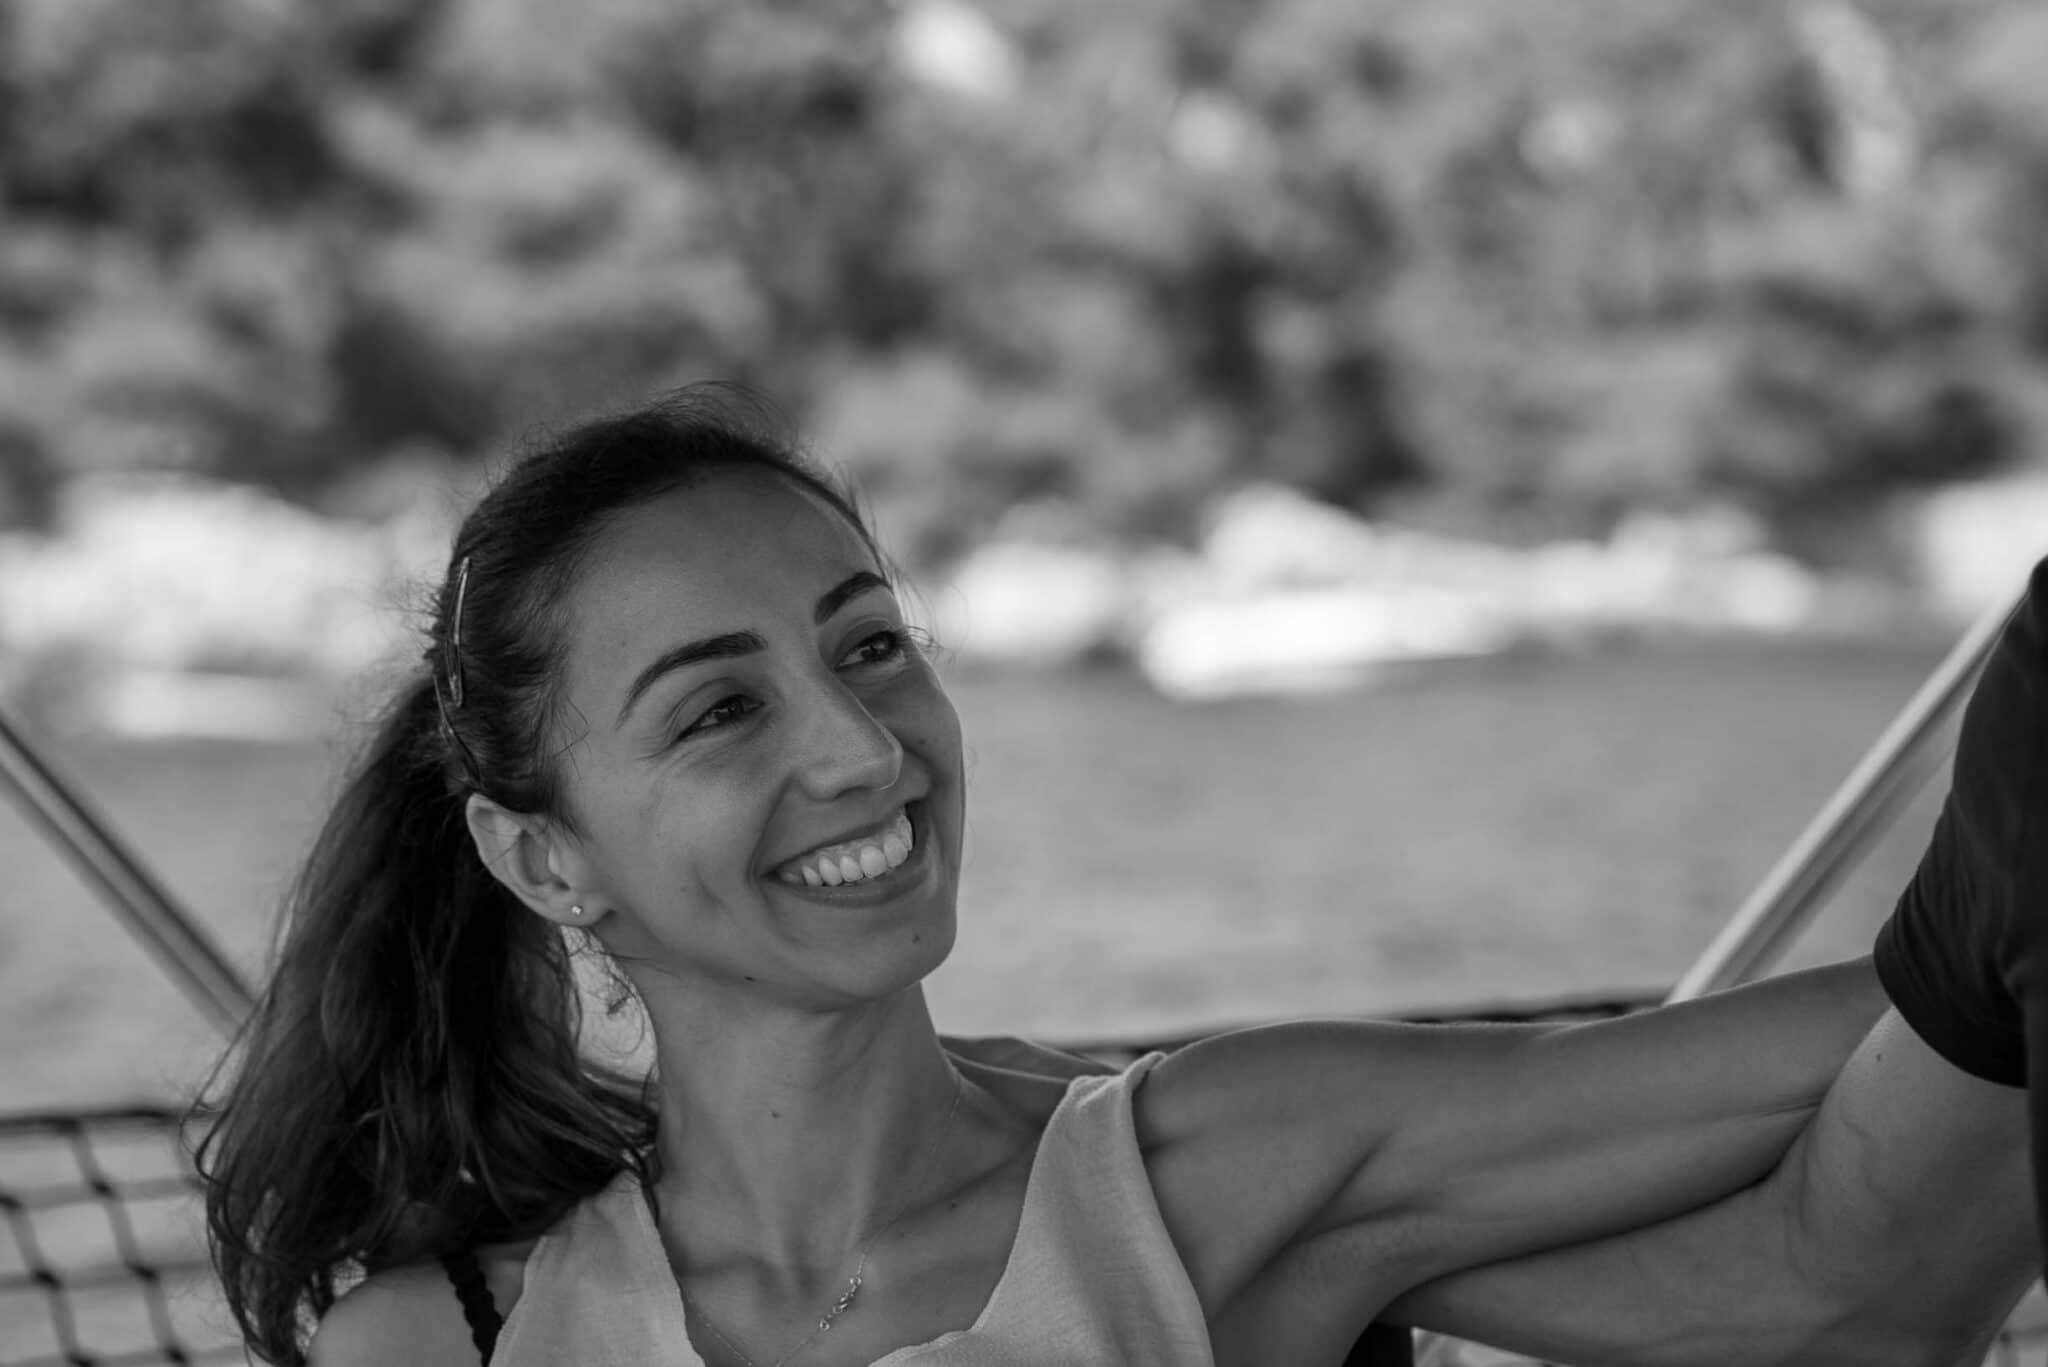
[[485, 468, 966, 1013], [190, 386, 2035, 1367]]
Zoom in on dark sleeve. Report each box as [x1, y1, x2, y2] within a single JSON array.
[[2031, 990, 2048, 1264], [1874, 816, 2025, 1085], [1872, 554, 2048, 1088]]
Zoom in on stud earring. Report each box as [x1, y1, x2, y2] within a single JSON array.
[[570, 904, 585, 919]]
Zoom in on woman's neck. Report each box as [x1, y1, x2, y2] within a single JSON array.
[[639, 982, 965, 1283]]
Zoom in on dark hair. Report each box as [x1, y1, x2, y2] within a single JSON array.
[[192, 388, 879, 1365]]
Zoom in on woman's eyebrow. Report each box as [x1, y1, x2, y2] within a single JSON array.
[[813, 569, 891, 624], [614, 571, 893, 727]]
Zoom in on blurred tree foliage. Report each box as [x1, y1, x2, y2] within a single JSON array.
[[0, 0, 2043, 563]]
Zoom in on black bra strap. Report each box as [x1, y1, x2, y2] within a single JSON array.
[[442, 1247, 502, 1364]]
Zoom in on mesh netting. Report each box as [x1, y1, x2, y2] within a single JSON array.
[[0, 1107, 241, 1367]]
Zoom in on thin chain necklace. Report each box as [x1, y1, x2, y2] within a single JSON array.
[[678, 1070, 967, 1367]]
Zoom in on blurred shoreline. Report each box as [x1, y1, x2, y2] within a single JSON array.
[[0, 464, 2033, 736], [7, 3, 2048, 723]]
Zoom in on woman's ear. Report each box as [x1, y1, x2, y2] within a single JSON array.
[[464, 793, 598, 928]]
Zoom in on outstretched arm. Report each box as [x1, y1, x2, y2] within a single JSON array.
[[1129, 957, 1889, 1311], [1383, 1008, 2036, 1367]]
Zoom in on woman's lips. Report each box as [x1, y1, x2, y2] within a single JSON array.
[[768, 800, 934, 900]]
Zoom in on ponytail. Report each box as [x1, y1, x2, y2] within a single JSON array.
[[194, 675, 654, 1366]]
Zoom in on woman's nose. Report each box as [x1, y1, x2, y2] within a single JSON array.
[[792, 675, 903, 800]]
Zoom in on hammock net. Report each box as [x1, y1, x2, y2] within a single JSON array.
[[0, 1106, 240, 1367]]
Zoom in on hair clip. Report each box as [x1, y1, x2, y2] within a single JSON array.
[[446, 555, 472, 708]]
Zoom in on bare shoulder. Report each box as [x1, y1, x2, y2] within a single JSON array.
[[1136, 1019, 1419, 1146], [1135, 1017, 1487, 1193], [1131, 1020, 1446, 1312], [307, 1262, 470, 1367], [307, 1241, 535, 1367]]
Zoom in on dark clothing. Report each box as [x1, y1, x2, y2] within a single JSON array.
[[443, 1248, 501, 1364], [1872, 553, 2048, 1251]]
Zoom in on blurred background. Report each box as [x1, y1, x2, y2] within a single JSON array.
[[5, 0, 2048, 1115]]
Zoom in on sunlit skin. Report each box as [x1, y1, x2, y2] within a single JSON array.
[[554, 475, 963, 1011], [462, 470, 1047, 1337]]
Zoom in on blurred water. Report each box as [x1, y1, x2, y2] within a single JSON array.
[[0, 640, 1944, 1110]]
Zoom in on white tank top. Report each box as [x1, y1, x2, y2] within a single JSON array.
[[491, 1052, 1214, 1365]]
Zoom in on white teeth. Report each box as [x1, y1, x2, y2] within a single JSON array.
[[775, 806, 919, 888]]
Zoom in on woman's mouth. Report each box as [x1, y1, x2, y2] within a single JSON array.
[[771, 802, 923, 890]]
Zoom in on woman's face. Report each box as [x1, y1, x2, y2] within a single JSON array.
[[546, 469, 965, 1008]]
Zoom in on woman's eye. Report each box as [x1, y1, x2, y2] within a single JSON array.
[[677, 695, 756, 741], [672, 633, 919, 744], [841, 628, 913, 669]]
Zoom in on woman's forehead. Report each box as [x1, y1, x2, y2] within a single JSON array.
[[564, 473, 881, 660]]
